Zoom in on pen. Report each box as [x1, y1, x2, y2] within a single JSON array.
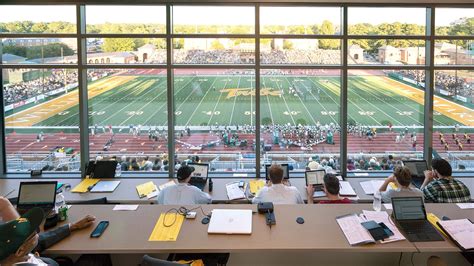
[[2, 189, 15, 198]]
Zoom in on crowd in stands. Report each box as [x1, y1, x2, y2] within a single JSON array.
[[261, 49, 340, 65], [3, 69, 118, 106], [397, 69, 473, 99]]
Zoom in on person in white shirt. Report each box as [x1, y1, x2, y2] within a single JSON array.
[[252, 165, 304, 204], [378, 166, 423, 203], [158, 165, 212, 205]]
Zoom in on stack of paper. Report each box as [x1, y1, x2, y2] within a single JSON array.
[[136, 181, 157, 198], [226, 182, 246, 200], [362, 210, 405, 243], [249, 180, 265, 195], [360, 180, 385, 195], [456, 203, 474, 209], [438, 219, 474, 250], [336, 214, 375, 246], [113, 205, 139, 211]]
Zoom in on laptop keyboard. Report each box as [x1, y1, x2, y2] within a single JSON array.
[[402, 222, 434, 234]]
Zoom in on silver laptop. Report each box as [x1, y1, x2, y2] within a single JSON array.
[[208, 209, 253, 235], [89, 180, 121, 193]]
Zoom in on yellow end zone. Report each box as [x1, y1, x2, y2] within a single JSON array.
[[5, 75, 137, 127], [374, 77, 474, 126]]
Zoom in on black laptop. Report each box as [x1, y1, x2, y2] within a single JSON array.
[[85, 160, 118, 178], [188, 163, 209, 191], [402, 160, 428, 188], [17, 181, 57, 215], [392, 197, 444, 242], [265, 164, 289, 181]]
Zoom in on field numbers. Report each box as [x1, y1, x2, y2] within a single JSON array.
[[434, 111, 441, 116], [202, 111, 220, 116], [89, 111, 105, 116], [125, 111, 143, 116], [175, 111, 182, 116], [283, 111, 301, 116], [321, 111, 337, 116], [396, 111, 413, 116], [58, 111, 70, 116], [245, 111, 256, 115], [358, 111, 375, 116]]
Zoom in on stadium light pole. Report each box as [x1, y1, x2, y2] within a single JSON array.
[[77, 4, 90, 173], [424, 7, 435, 167]]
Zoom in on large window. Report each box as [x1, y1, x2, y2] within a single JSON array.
[[1, 4, 473, 174]]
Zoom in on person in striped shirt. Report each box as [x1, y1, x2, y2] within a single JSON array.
[[421, 158, 471, 203]]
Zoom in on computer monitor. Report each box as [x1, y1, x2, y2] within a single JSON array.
[[402, 160, 428, 177], [85, 160, 117, 178], [265, 164, 289, 181], [392, 197, 427, 221], [17, 181, 57, 210], [305, 170, 326, 186], [402, 160, 428, 188]]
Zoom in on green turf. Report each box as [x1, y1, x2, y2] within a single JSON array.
[[34, 74, 462, 128]]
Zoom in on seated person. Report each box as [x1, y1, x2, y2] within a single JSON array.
[[0, 197, 106, 266], [378, 166, 423, 203], [307, 174, 352, 204], [252, 165, 304, 204], [157, 165, 212, 205], [421, 158, 471, 203]]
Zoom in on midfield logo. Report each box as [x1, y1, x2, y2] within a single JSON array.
[[220, 88, 281, 99]]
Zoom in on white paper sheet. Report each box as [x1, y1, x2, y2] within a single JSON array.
[[336, 214, 375, 246], [226, 182, 246, 200], [113, 205, 139, 211], [456, 203, 474, 209], [438, 219, 474, 250], [383, 203, 393, 210], [340, 181, 357, 196], [360, 180, 385, 195]]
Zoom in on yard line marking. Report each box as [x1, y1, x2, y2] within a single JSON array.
[[208, 78, 229, 125], [262, 78, 275, 125], [184, 77, 219, 126], [229, 76, 242, 125]]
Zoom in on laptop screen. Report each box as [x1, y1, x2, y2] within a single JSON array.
[[392, 197, 426, 221], [189, 163, 209, 180], [305, 170, 326, 186], [403, 160, 427, 177], [18, 182, 57, 207], [265, 164, 289, 180]]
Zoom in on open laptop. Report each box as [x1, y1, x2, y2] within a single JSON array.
[[208, 209, 253, 234], [188, 163, 209, 191], [265, 164, 289, 181], [392, 197, 444, 242], [17, 181, 57, 215], [305, 170, 326, 197], [402, 160, 428, 188]]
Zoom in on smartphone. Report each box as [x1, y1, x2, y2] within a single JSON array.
[[90, 221, 109, 238]]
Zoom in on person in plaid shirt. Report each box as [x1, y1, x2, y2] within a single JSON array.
[[421, 158, 471, 203]]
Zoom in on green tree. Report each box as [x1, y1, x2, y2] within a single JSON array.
[[210, 39, 225, 50], [102, 38, 136, 52], [283, 40, 293, 50], [318, 20, 339, 49]]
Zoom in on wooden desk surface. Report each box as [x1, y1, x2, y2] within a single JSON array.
[[1, 177, 472, 204], [44, 204, 418, 254]]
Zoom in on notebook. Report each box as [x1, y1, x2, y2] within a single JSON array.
[[437, 219, 474, 251]]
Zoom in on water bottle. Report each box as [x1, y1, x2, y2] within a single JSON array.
[[373, 191, 382, 212], [115, 162, 122, 177], [55, 192, 65, 214]]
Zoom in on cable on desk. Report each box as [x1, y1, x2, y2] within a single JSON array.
[[163, 206, 211, 227]]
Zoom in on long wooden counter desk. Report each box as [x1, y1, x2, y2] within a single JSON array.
[[1, 177, 473, 204], [42, 203, 472, 255]]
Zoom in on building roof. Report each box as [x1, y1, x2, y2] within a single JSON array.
[[87, 52, 135, 58], [378, 45, 398, 50], [138, 44, 156, 50], [348, 44, 363, 50], [2, 53, 27, 63]]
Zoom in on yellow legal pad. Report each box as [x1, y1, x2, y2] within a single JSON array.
[[71, 179, 100, 193], [427, 213, 448, 238], [136, 181, 157, 198], [149, 213, 185, 241], [249, 180, 265, 195], [389, 182, 398, 190]]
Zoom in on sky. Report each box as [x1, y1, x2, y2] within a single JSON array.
[[0, 5, 471, 27]]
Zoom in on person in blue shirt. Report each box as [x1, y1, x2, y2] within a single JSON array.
[[157, 165, 212, 205]]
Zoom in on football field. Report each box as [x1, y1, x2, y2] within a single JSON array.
[[5, 73, 473, 129]]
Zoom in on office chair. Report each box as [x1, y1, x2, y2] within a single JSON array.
[[141, 255, 188, 266], [71, 197, 108, 204]]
